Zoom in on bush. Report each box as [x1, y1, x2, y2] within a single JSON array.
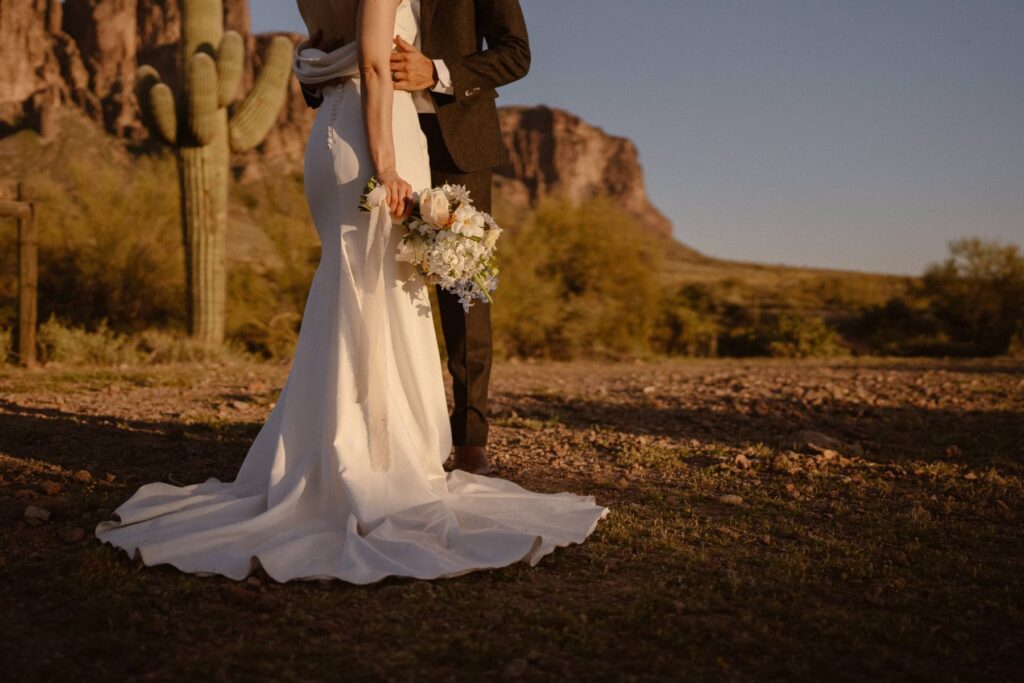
[[764, 314, 847, 358], [922, 238, 1024, 355], [37, 317, 142, 365], [27, 153, 185, 332], [35, 317, 246, 366], [492, 198, 665, 359], [652, 284, 720, 356]]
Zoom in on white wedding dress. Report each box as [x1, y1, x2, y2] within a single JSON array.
[[95, 0, 608, 584]]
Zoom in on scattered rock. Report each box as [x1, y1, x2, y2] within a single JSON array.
[[73, 470, 93, 483], [786, 430, 863, 457], [641, 385, 656, 396], [15, 488, 36, 499], [963, 471, 978, 481], [945, 445, 961, 458], [39, 481, 62, 496], [24, 506, 51, 526], [718, 494, 744, 506], [59, 527, 86, 544], [734, 454, 752, 469]]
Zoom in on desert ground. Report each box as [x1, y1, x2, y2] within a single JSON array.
[[1, 358, 1022, 681]]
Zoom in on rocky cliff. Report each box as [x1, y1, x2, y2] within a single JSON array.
[[496, 106, 672, 237], [0, 0, 672, 237]]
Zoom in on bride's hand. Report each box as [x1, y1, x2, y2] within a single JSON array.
[[376, 169, 414, 220]]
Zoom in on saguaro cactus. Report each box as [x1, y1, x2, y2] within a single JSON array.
[[136, 0, 292, 344]]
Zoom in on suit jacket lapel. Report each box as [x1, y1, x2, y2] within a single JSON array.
[[420, 0, 438, 51]]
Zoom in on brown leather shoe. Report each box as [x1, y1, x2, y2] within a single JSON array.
[[453, 446, 493, 475]]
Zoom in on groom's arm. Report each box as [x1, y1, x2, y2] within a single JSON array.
[[446, 0, 531, 102]]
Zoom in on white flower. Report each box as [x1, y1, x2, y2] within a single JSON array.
[[443, 184, 471, 206], [450, 205, 486, 239], [483, 226, 502, 249], [419, 188, 451, 227]]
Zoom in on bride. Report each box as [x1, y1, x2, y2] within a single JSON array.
[[95, 0, 608, 584]]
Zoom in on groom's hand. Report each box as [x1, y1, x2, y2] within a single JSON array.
[[390, 36, 437, 91]]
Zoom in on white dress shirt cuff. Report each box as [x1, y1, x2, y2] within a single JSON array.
[[431, 59, 454, 95]]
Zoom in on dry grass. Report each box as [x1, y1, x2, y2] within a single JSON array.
[[1, 358, 1022, 681]]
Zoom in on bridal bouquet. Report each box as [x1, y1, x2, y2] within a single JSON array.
[[360, 178, 502, 311]]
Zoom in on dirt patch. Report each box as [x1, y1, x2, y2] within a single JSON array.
[[1, 358, 1022, 680]]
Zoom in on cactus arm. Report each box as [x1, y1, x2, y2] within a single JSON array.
[[216, 31, 245, 107], [181, 0, 222, 57], [186, 52, 220, 146], [135, 65, 177, 145], [228, 35, 293, 152]]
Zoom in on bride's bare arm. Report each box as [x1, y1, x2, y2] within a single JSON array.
[[358, 0, 411, 218]]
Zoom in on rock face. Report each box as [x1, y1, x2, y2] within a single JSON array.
[[496, 106, 672, 237], [0, 1, 671, 238], [0, 0, 69, 133]]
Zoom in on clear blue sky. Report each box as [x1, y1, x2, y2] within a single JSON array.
[[252, 0, 1024, 275]]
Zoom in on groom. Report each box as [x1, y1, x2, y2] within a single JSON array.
[[386, 0, 529, 474]]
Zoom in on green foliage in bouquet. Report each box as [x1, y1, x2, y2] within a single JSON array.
[[136, 0, 292, 344]]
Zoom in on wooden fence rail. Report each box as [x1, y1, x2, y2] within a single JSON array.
[[1, 182, 37, 367]]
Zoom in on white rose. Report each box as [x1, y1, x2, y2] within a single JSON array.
[[420, 188, 451, 227]]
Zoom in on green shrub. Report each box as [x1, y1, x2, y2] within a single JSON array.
[[27, 153, 185, 332], [652, 284, 720, 356], [35, 317, 246, 366], [922, 238, 1024, 355], [135, 329, 246, 364], [764, 314, 847, 358], [37, 317, 142, 365], [493, 198, 664, 359]]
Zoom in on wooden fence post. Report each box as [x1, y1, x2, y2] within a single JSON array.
[[17, 183, 38, 367]]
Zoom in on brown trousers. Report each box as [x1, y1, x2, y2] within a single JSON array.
[[419, 113, 493, 446]]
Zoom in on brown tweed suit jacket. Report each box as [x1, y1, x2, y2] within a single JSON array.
[[419, 0, 531, 173]]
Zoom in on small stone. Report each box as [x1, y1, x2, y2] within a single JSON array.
[[40, 481, 62, 496], [945, 445, 961, 458], [718, 494, 743, 506], [502, 658, 529, 679], [103, 473, 116, 483], [15, 488, 35, 499], [59, 527, 86, 543], [73, 470, 93, 483], [734, 454, 751, 469], [642, 385, 656, 395], [24, 506, 51, 526], [963, 471, 978, 481]]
